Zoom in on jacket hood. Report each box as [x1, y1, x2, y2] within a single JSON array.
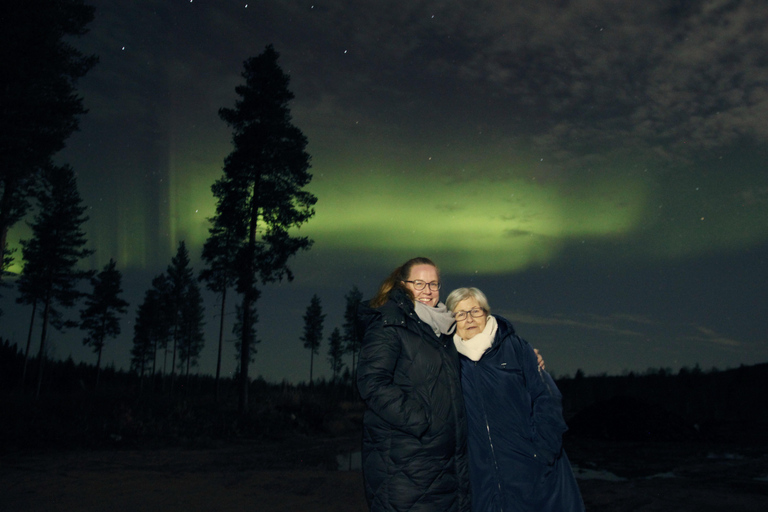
[[358, 288, 414, 332], [492, 314, 517, 342]]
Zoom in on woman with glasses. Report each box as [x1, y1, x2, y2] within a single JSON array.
[[446, 287, 584, 512], [357, 257, 471, 512]]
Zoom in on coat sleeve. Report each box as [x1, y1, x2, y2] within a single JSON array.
[[517, 337, 568, 464], [356, 317, 430, 438]]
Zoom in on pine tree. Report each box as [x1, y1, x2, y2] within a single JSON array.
[[130, 295, 155, 380], [166, 241, 194, 390], [327, 327, 345, 382], [0, 1, 97, 275], [16, 164, 93, 397], [214, 45, 316, 413], [300, 294, 325, 384], [343, 285, 363, 382], [79, 258, 129, 388], [131, 274, 172, 388], [177, 278, 205, 381]]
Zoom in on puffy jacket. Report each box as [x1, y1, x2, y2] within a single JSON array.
[[461, 314, 584, 512], [357, 289, 471, 512]]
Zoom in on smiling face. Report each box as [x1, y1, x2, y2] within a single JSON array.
[[403, 264, 440, 307], [453, 297, 488, 340]]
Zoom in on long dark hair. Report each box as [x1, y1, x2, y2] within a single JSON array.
[[369, 257, 439, 308]]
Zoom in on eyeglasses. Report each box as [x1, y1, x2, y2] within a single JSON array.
[[403, 280, 441, 291], [453, 308, 485, 321]]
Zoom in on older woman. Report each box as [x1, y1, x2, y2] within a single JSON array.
[[445, 287, 584, 512], [357, 257, 470, 512]]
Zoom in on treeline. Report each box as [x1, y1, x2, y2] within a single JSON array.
[[0, 337, 363, 454], [4, 337, 767, 452], [558, 363, 768, 443]]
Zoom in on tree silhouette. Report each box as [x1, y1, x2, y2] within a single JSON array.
[[176, 278, 205, 384], [0, 1, 97, 276], [343, 285, 363, 382], [214, 44, 316, 413], [300, 294, 325, 384], [131, 274, 173, 389], [327, 327, 345, 382], [199, 197, 243, 401], [79, 258, 128, 388], [16, 164, 93, 397], [166, 241, 194, 391], [232, 299, 259, 368]]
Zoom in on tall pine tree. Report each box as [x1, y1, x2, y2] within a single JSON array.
[[300, 294, 325, 384], [166, 241, 194, 391], [16, 164, 93, 397], [213, 45, 316, 413], [177, 278, 205, 382], [79, 258, 129, 388], [343, 285, 363, 382], [327, 327, 345, 383], [131, 274, 173, 390]]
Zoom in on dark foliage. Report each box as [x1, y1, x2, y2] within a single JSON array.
[[559, 364, 768, 444], [2, 339, 766, 457], [342, 285, 363, 381], [567, 395, 700, 442], [327, 327, 345, 381], [16, 165, 93, 396], [0, 0, 98, 272], [130, 274, 172, 378], [0, 340, 363, 454], [212, 44, 316, 413], [80, 258, 129, 387], [300, 294, 325, 383]]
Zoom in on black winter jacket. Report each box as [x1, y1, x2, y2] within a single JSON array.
[[357, 289, 471, 512]]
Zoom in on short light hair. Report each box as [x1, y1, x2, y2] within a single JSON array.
[[445, 287, 491, 314]]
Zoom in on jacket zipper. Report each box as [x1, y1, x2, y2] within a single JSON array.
[[477, 360, 503, 512]]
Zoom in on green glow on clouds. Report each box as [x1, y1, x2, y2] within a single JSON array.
[[6, 146, 767, 277], [301, 162, 648, 273]]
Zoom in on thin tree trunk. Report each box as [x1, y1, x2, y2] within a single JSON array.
[[35, 295, 52, 399], [309, 350, 314, 385], [239, 293, 251, 414], [170, 323, 178, 393], [20, 299, 37, 388], [95, 317, 106, 389], [215, 286, 227, 402], [96, 345, 103, 389], [152, 336, 158, 391]]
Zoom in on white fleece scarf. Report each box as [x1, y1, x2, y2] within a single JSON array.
[[453, 315, 498, 361], [414, 301, 456, 336]]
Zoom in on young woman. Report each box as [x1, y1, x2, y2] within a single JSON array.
[[356, 257, 470, 512]]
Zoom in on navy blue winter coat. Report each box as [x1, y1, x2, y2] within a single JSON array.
[[357, 289, 471, 512], [461, 314, 584, 512]]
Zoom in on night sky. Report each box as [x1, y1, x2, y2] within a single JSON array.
[[3, 0, 767, 383]]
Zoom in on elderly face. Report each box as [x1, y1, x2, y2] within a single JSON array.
[[453, 297, 488, 340], [403, 264, 440, 307]]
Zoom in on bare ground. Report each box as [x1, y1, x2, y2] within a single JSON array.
[[2, 436, 767, 512]]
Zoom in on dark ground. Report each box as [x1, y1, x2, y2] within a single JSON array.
[[2, 434, 767, 512]]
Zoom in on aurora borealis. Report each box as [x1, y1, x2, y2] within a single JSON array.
[[2, 0, 767, 382]]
